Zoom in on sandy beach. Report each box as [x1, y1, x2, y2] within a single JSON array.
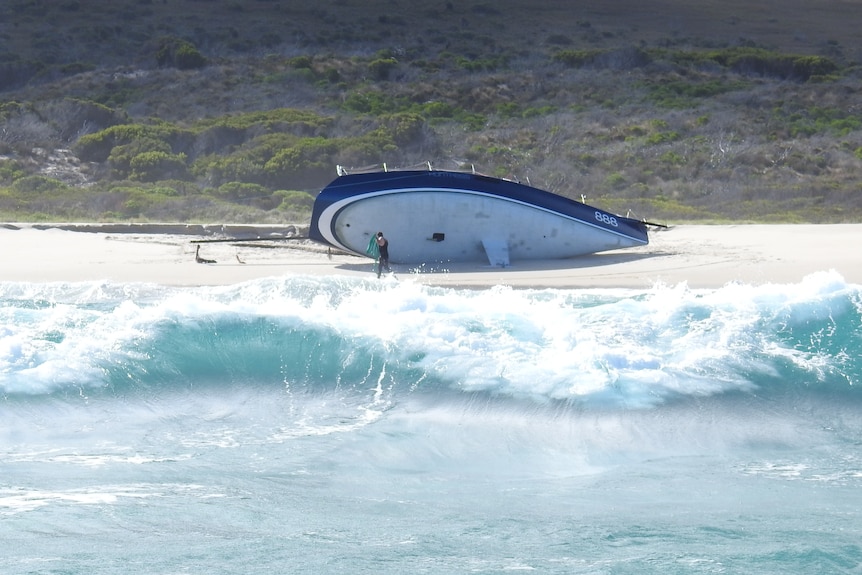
[[1, 223, 859, 288]]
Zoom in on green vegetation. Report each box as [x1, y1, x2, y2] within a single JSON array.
[[156, 37, 207, 70], [0, 0, 860, 223], [775, 106, 862, 137], [643, 78, 751, 108], [656, 47, 839, 81]]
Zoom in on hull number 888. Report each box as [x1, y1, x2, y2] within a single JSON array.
[[595, 211, 618, 227]]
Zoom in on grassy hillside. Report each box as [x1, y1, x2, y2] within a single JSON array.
[[1, 0, 860, 223]]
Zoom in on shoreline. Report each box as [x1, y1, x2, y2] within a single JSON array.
[[1, 223, 861, 289]]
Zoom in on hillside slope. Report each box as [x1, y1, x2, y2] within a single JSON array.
[[1, 0, 860, 223]]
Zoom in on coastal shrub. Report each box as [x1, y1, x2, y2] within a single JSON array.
[[108, 137, 172, 178], [454, 54, 509, 72], [495, 102, 521, 119], [553, 47, 649, 70], [0, 159, 25, 184], [320, 67, 341, 84], [713, 48, 838, 81], [74, 123, 186, 162], [193, 154, 266, 187], [151, 182, 194, 197], [0, 101, 28, 121], [264, 137, 339, 187], [129, 151, 189, 181], [460, 113, 487, 131], [644, 78, 750, 108], [341, 91, 396, 115], [663, 47, 840, 82], [421, 101, 455, 119], [155, 37, 206, 70], [380, 112, 428, 147], [645, 131, 680, 145], [90, 77, 144, 108], [522, 105, 556, 118], [776, 106, 862, 138], [218, 134, 301, 169], [122, 190, 159, 216], [193, 108, 331, 135], [553, 49, 604, 68], [216, 181, 269, 201], [603, 172, 626, 190], [335, 135, 394, 167], [337, 89, 480, 131], [191, 133, 302, 188], [368, 57, 397, 80], [11, 175, 69, 195], [340, 91, 456, 120], [660, 151, 685, 165], [274, 190, 315, 212], [289, 56, 313, 69]]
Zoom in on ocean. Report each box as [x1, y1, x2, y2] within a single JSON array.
[[2, 270, 860, 574]]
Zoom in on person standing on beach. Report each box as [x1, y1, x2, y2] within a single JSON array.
[[376, 231, 390, 278]]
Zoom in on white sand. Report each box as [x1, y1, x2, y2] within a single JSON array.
[[1, 223, 859, 288]]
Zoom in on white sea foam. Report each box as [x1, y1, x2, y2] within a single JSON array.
[[0, 271, 858, 403]]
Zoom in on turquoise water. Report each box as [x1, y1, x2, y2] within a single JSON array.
[[2, 271, 861, 573]]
